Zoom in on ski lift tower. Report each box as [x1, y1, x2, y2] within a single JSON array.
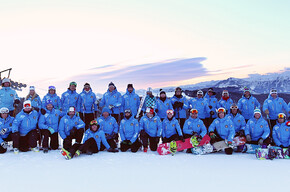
[[0, 68, 27, 91]]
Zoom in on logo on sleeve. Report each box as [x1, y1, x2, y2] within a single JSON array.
[[33, 116, 36, 119], [130, 123, 133, 126], [225, 125, 228, 128], [96, 135, 99, 139]]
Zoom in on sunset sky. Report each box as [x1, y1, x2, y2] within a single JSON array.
[[1, 0, 289, 97]]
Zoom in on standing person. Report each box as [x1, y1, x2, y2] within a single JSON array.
[[245, 108, 271, 146], [120, 109, 141, 153], [26, 86, 42, 112], [170, 87, 189, 130], [78, 83, 98, 130], [139, 108, 162, 152], [189, 90, 211, 126], [162, 109, 183, 143], [122, 84, 140, 118], [218, 90, 233, 113], [237, 87, 260, 123], [208, 107, 235, 155], [141, 87, 157, 115], [12, 100, 39, 153], [0, 107, 15, 154], [204, 88, 219, 129], [59, 106, 85, 154], [272, 113, 290, 148], [61, 120, 118, 160], [0, 78, 20, 117], [38, 100, 62, 153], [99, 82, 122, 123], [156, 90, 173, 121], [97, 107, 119, 150], [42, 86, 62, 110], [183, 109, 207, 153], [263, 88, 289, 134], [61, 82, 80, 114]]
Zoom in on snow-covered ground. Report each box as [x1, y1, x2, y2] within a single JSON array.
[[1, 150, 289, 192]]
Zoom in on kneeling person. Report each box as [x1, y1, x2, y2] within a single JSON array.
[[272, 113, 290, 148], [0, 107, 16, 153], [162, 109, 183, 143]]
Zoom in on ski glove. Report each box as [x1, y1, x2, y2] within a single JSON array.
[[41, 108, 46, 115], [197, 135, 202, 142], [1, 141, 7, 149], [173, 102, 179, 109], [209, 105, 213, 109], [109, 105, 114, 109], [155, 109, 159, 113], [237, 130, 245, 137], [210, 111, 214, 116], [246, 135, 251, 142], [258, 138, 264, 145], [0, 128, 7, 135], [48, 127, 55, 134], [34, 107, 40, 112], [209, 132, 217, 139], [191, 131, 198, 137]]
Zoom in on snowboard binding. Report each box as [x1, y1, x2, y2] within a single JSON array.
[[170, 141, 177, 155]]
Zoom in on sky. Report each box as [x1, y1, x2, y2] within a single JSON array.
[[0, 0, 290, 97]]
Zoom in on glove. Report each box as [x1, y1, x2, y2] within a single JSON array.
[[70, 127, 77, 136], [155, 109, 159, 113], [76, 112, 80, 116], [227, 141, 233, 147], [120, 113, 124, 120], [191, 131, 198, 137], [209, 105, 213, 109], [41, 108, 46, 115], [246, 135, 251, 142], [258, 138, 264, 145], [109, 104, 114, 109], [209, 132, 217, 139], [264, 109, 269, 115], [210, 111, 214, 116], [1, 141, 7, 149], [197, 135, 202, 142], [173, 102, 179, 109], [13, 99, 20, 107], [179, 136, 185, 142], [48, 127, 55, 134], [107, 148, 119, 153], [34, 107, 40, 112], [0, 128, 8, 135], [279, 145, 285, 148]]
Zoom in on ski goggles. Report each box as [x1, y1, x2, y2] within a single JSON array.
[[190, 109, 198, 114], [278, 113, 286, 119], [217, 108, 226, 113], [230, 105, 238, 109], [23, 103, 32, 109], [48, 86, 56, 90], [146, 108, 154, 114], [243, 87, 250, 92], [124, 109, 132, 114], [270, 89, 277, 94], [0, 107, 9, 114], [166, 109, 174, 115], [90, 120, 98, 126]]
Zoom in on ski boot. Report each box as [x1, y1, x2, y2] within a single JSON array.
[[31, 147, 39, 152], [190, 136, 199, 147], [74, 150, 81, 157], [143, 147, 148, 153], [61, 148, 72, 160], [170, 140, 177, 155], [13, 148, 19, 154], [43, 148, 49, 153]]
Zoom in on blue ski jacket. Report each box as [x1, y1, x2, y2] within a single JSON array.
[[0, 115, 14, 143], [219, 98, 234, 114], [183, 117, 207, 137], [0, 87, 20, 111], [139, 115, 162, 137], [156, 98, 173, 119], [170, 95, 189, 119], [188, 97, 211, 119], [97, 108, 119, 135], [42, 93, 62, 110], [162, 117, 183, 138], [26, 94, 42, 109], [122, 89, 140, 116], [83, 129, 111, 150], [226, 113, 246, 132], [61, 89, 79, 112], [263, 94, 289, 120], [245, 117, 270, 141], [272, 122, 290, 147], [208, 117, 235, 142], [204, 93, 219, 118], [12, 110, 39, 136], [78, 88, 98, 113], [120, 116, 139, 143], [59, 114, 85, 139], [237, 95, 260, 120], [99, 88, 122, 114], [38, 108, 62, 133]]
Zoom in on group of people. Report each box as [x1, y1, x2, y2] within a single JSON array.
[[0, 77, 290, 159]]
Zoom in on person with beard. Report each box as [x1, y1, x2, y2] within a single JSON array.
[[41, 86, 62, 110], [78, 83, 98, 130], [204, 88, 219, 129], [208, 107, 235, 155], [25, 86, 42, 113], [218, 90, 234, 114], [12, 100, 39, 154], [170, 87, 189, 130], [162, 109, 183, 143], [120, 109, 141, 153], [122, 84, 140, 118], [0, 107, 15, 153], [139, 107, 162, 152], [61, 120, 118, 160], [61, 82, 80, 113], [155, 90, 173, 121]]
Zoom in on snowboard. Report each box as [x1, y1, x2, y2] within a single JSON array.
[[213, 136, 246, 151], [241, 144, 260, 154], [157, 136, 200, 155], [255, 147, 290, 160], [191, 135, 213, 155]]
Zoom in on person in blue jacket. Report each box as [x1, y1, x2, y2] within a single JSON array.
[[12, 100, 39, 153], [263, 88, 290, 132], [0, 107, 15, 153], [189, 90, 212, 125], [59, 106, 85, 153], [245, 108, 271, 146], [61, 82, 80, 113], [122, 84, 140, 118], [97, 107, 119, 149], [0, 78, 20, 116], [171, 87, 189, 130], [272, 113, 290, 148], [61, 120, 118, 160], [204, 88, 219, 128], [99, 82, 122, 124], [42, 85, 62, 110], [208, 107, 235, 155], [237, 87, 260, 122], [155, 90, 173, 121], [139, 107, 162, 152], [38, 100, 62, 153], [120, 109, 141, 153], [183, 109, 207, 153], [162, 109, 183, 143], [78, 83, 98, 130], [227, 103, 246, 137], [218, 90, 234, 114], [25, 86, 42, 113]]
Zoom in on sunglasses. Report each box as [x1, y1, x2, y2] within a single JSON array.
[[124, 109, 131, 113], [24, 103, 31, 108], [230, 106, 238, 109]]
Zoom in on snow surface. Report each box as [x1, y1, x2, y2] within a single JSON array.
[[1, 150, 289, 192]]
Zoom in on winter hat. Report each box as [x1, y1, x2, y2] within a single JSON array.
[[68, 106, 76, 113], [146, 107, 154, 114], [84, 83, 90, 87], [108, 82, 115, 87], [222, 90, 229, 96], [102, 107, 111, 114], [147, 87, 153, 92], [160, 89, 166, 95], [175, 87, 182, 92], [270, 88, 277, 95], [253, 108, 261, 115], [70, 82, 77, 87], [243, 87, 251, 93], [48, 86, 56, 90], [1, 78, 10, 84], [0, 107, 9, 114], [23, 100, 32, 109], [45, 99, 54, 106], [29, 86, 35, 91], [197, 90, 203, 96], [127, 84, 133, 89]]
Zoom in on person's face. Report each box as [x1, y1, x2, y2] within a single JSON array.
[[69, 85, 76, 91], [190, 113, 198, 119], [160, 93, 166, 98], [3, 82, 10, 87], [147, 91, 152, 96], [208, 91, 213, 96], [24, 107, 32, 112], [223, 93, 228, 97], [91, 124, 98, 132], [29, 90, 35, 95], [109, 85, 114, 92], [46, 104, 53, 111], [146, 112, 153, 118], [175, 90, 181, 96], [218, 112, 225, 119], [125, 112, 131, 117], [254, 113, 261, 119], [231, 108, 238, 115], [49, 89, 55, 94], [84, 85, 90, 92], [197, 94, 203, 98], [278, 118, 284, 124], [0, 113, 8, 119], [68, 111, 75, 117], [103, 112, 109, 118], [167, 113, 173, 118], [244, 91, 250, 97], [271, 93, 277, 98], [127, 87, 133, 93]]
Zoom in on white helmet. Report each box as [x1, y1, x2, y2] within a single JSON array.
[[0, 107, 9, 114]]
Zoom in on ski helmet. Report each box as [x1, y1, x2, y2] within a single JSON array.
[[0, 107, 9, 114]]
